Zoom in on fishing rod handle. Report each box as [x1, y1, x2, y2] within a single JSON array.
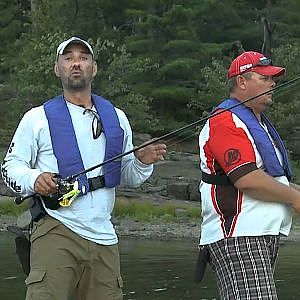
[[14, 193, 36, 205]]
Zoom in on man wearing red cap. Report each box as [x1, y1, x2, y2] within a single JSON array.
[[198, 51, 300, 299]]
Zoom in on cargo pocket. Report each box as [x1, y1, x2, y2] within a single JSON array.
[[25, 269, 46, 286], [25, 269, 49, 299]]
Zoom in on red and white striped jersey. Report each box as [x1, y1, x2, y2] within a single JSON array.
[[199, 110, 292, 245]]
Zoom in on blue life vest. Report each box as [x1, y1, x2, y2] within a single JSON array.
[[215, 98, 292, 181], [44, 94, 124, 195]]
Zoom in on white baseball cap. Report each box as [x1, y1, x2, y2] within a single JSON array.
[[56, 36, 94, 59]]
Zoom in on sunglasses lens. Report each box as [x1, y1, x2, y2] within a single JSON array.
[[84, 108, 102, 139], [95, 118, 102, 139], [258, 58, 271, 66], [92, 116, 102, 139], [238, 58, 272, 76]]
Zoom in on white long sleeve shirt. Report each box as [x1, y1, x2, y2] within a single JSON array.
[[1, 100, 153, 245]]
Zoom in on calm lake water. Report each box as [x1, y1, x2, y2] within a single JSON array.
[[0, 232, 300, 299]]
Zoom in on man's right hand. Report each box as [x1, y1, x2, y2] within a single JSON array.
[[289, 184, 300, 214], [34, 172, 57, 196], [291, 201, 300, 214]]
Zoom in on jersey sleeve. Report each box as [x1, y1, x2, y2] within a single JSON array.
[[208, 111, 257, 176]]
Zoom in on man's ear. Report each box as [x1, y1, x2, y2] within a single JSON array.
[[92, 61, 98, 78], [236, 75, 247, 90], [54, 63, 60, 78]]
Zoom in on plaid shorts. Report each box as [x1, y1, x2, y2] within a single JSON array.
[[208, 235, 280, 300]]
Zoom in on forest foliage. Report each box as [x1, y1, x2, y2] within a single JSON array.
[[1, 0, 300, 163]]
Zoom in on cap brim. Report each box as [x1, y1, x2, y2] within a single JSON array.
[[59, 40, 87, 54], [252, 66, 285, 77]]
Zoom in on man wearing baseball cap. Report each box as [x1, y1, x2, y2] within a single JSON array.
[[228, 51, 285, 79], [1, 36, 167, 300], [197, 51, 300, 299], [56, 36, 94, 59]]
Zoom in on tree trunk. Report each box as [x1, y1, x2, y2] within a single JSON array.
[[261, 0, 273, 58]]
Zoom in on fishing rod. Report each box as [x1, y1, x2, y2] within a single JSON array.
[[67, 75, 300, 181], [15, 76, 300, 205]]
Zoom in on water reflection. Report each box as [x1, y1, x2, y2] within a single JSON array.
[[0, 233, 26, 299], [0, 233, 300, 299], [120, 239, 218, 299]]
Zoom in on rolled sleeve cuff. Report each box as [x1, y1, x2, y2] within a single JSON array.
[[27, 170, 43, 194], [134, 157, 154, 173]]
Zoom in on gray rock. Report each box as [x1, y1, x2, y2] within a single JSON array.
[[188, 183, 200, 202], [167, 181, 190, 200]]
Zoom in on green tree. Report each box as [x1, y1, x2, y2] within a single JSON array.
[[0, 0, 30, 83], [124, 1, 224, 132], [2, 0, 300, 147], [269, 42, 300, 162]]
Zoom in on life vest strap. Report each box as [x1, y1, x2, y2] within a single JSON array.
[[88, 175, 105, 191], [201, 172, 232, 186]]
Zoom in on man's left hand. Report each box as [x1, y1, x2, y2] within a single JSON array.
[[135, 142, 167, 165]]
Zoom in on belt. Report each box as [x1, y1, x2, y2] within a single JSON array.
[[88, 175, 105, 191]]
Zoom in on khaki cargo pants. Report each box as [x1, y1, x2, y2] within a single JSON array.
[[25, 216, 123, 300]]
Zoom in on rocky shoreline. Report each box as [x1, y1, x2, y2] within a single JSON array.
[[1, 212, 300, 244], [114, 218, 200, 242], [0, 206, 200, 242]]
